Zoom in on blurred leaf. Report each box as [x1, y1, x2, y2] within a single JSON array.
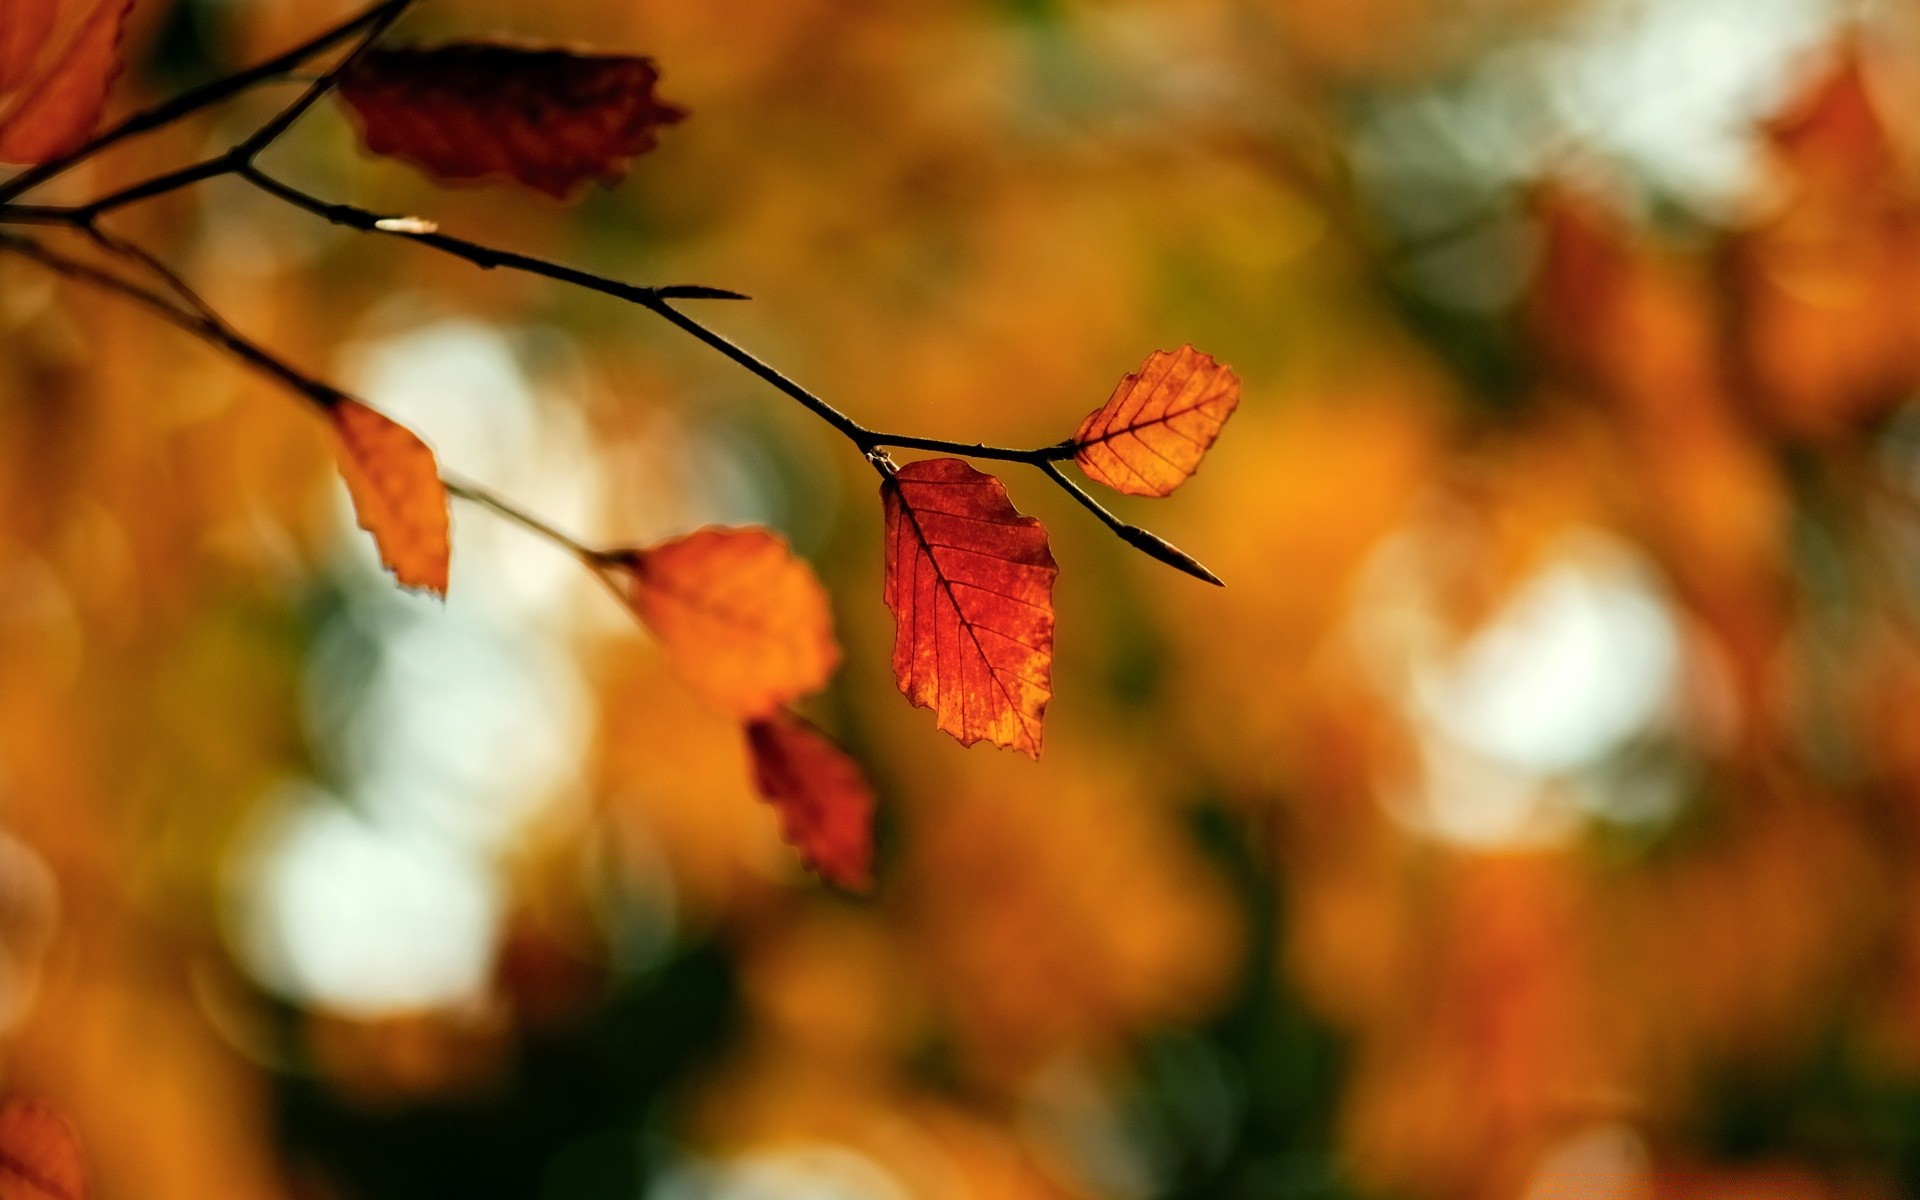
[[328, 399, 451, 596], [0, 0, 134, 163], [336, 43, 685, 199], [745, 711, 875, 890], [0, 1098, 86, 1200], [611, 527, 839, 721]]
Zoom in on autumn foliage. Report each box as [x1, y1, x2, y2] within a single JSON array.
[[6, 2, 1920, 1200]]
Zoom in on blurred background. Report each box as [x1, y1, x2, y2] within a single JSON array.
[[4, 0, 1920, 1196]]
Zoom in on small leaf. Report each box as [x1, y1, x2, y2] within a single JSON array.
[[1073, 345, 1240, 497], [329, 399, 451, 596], [0, 0, 135, 165], [881, 457, 1057, 757], [614, 528, 838, 720], [336, 42, 685, 199], [745, 712, 875, 890], [0, 1098, 86, 1200]]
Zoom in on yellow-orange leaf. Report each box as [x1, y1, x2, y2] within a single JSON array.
[[745, 712, 875, 890], [0, 1099, 86, 1200], [881, 457, 1057, 757], [329, 400, 450, 596], [616, 528, 838, 720], [1073, 345, 1240, 497], [0, 0, 134, 164]]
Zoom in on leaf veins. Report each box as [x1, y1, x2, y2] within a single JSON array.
[[336, 42, 686, 199], [329, 399, 451, 597], [1073, 345, 1240, 498], [745, 711, 875, 890], [881, 457, 1057, 758]]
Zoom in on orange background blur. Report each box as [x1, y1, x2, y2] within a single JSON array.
[[4, 0, 1920, 1197]]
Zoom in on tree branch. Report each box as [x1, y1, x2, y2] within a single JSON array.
[[0, 4, 1224, 585]]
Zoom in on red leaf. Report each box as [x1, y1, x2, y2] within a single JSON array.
[[329, 400, 451, 596], [745, 712, 875, 890], [1073, 345, 1240, 497], [0, 0, 58, 92], [881, 457, 1057, 757], [613, 527, 839, 720], [336, 42, 686, 199], [0, 1098, 86, 1200], [0, 0, 135, 164]]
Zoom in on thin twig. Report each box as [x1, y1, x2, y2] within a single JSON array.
[[0, 230, 346, 408], [0, 232, 610, 567], [1039, 461, 1223, 585], [442, 474, 599, 561]]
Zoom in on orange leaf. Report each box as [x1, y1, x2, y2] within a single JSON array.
[[881, 457, 1057, 757], [335, 42, 685, 199], [1073, 345, 1240, 498], [329, 400, 450, 596], [0, 0, 134, 164], [0, 1098, 86, 1200], [616, 528, 838, 720], [745, 712, 875, 890]]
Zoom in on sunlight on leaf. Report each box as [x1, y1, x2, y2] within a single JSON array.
[[882, 457, 1056, 757], [1073, 345, 1239, 498]]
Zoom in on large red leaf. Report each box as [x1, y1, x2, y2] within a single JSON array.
[[881, 457, 1057, 757], [0, 1098, 86, 1200], [335, 42, 685, 199], [1073, 345, 1240, 498], [612, 528, 838, 720], [0, 0, 135, 164], [329, 400, 451, 596], [745, 712, 874, 890]]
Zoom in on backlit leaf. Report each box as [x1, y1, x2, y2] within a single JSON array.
[[881, 457, 1057, 757], [0, 0, 134, 164], [1073, 345, 1239, 498], [336, 42, 686, 199], [745, 712, 875, 890], [614, 528, 838, 720], [0, 1098, 86, 1200], [329, 399, 451, 597]]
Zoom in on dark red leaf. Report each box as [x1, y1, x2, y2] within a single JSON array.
[[336, 42, 685, 199]]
